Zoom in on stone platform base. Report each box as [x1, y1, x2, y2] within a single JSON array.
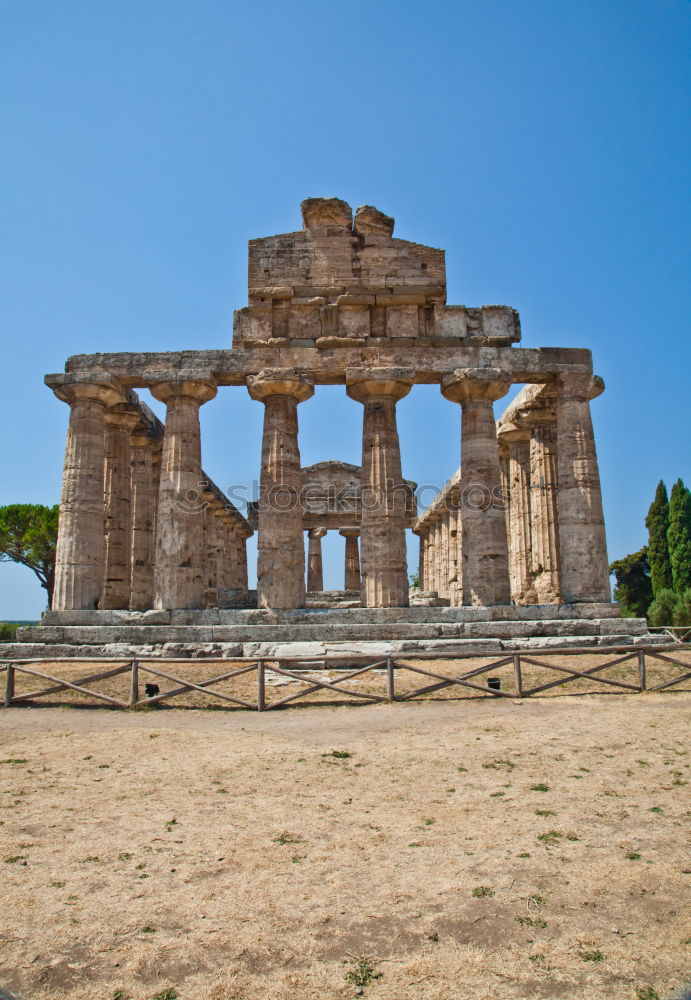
[[1, 604, 667, 661]]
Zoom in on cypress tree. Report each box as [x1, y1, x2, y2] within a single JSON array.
[[645, 481, 673, 595], [668, 478, 691, 593]]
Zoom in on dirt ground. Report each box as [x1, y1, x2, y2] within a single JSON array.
[[0, 689, 689, 1000]]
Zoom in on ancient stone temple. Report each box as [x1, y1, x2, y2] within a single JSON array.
[[8, 197, 654, 660]]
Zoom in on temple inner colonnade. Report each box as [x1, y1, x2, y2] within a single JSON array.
[[46, 198, 612, 613]]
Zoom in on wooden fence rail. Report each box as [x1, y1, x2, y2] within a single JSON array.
[[0, 644, 689, 712]]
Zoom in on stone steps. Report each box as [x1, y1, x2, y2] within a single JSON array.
[[16, 616, 647, 646], [39, 602, 623, 627]]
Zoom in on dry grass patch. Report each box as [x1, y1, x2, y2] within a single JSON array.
[[0, 692, 689, 999]]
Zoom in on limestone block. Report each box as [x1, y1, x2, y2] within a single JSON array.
[[432, 306, 467, 340], [288, 306, 322, 341], [599, 618, 647, 635], [233, 307, 272, 345], [338, 307, 370, 340], [386, 305, 419, 338], [354, 205, 395, 236], [481, 306, 521, 343]]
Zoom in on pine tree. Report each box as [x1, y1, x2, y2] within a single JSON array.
[[667, 478, 691, 594], [645, 481, 673, 595]]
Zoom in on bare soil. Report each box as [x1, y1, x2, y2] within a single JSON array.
[[0, 687, 689, 1000]]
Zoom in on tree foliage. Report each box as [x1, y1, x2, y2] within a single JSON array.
[[0, 504, 59, 608], [672, 588, 691, 627], [667, 478, 691, 594], [646, 588, 677, 628], [645, 481, 673, 595], [609, 547, 652, 618]]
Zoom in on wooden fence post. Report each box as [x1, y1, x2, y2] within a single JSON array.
[[4, 665, 15, 708], [638, 649, 646, 692], [513, 654, 523, 698], [386, 657, 395, 701], [257, 660, 265, 712], [129, 660, 139, 709]]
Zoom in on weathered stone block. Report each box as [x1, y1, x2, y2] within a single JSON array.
[[386, 305, 419, 338]]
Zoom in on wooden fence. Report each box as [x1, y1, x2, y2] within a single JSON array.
[[1, 643, 689, 712]]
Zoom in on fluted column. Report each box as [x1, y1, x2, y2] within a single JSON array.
[[129, 426, 157, 610], [248, 372, 314, 609], [347, 371, 412, 607], [500, 427, 536, 605], [556, 373, 610, 602], [151, 378, 217, 610], [202, 496, 224, 609], [101, 407, 139, 609], [51, 379, 125, 610], [525, 416, 562, 603], [307, 527, 327, 592], [340, 528, 361, 591], [427, 519, 439, 593], [439, 513, 450, 599], [448, 500, 462, 606], [442, 368, 511, 606]]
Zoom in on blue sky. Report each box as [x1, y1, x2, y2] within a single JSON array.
[[1, 0, 689, 617]]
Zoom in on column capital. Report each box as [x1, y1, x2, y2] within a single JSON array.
[[497, 423, 531, 446], [346, 367, 414, 403], [339, 527, 360, 538], [150, 378, 217, 405], [557, 372, 604, 401], [104, 405, 141, 431], [45, 373, 127, 409], [441, 368, 511, 405], [308, 526, 328, 539], [247, 369, 314, 403]]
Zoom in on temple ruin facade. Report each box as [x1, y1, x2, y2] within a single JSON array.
[[7, 197, 654, 661]]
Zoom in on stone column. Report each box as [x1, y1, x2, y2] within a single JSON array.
[[442, 368, 511, 606], [556, 373, 610, 603], [522, 414, 562, 603], [202, 495, 224, 609], [428, 518, 439, 593], [347, 371, 412, 608], [499, 427, 536, 605], [415, 530, 425, 590], [51, 379, 125, 611], [101, 407, 140, 610], [150, 378, 217, 610], [248, 372, 314, 609], [307, 527, 327, 592], [340, 528, 361, 591], [129, 426, 157, 610], [439, 513, 450, 599]]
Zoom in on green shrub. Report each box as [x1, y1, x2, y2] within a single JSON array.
[[0, 623, 18, 642], [647, 589, 677, 627], [672, 588, 691, 627]]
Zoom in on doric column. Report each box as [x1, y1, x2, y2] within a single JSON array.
[[233, 524, 250, 592], [439, 513, 450, 599], [347, 370, 412, 607], [49, 378, 125, 611], [428, 518, 440, 593], [499, 426, 536, 605], [448, 502, 462, 606], [339, 528, 361, 591], [129, 425, 157, 611], [556, 373, 610, 602], [101, 407, 140, 609], [442, 368, 511, 606], [202, 495, 224, 609], [520, 413, 562, 604], [150, 378, 217, 610], [307, 527, 327, 592], [415, 529, 425, 590], [248, 372, 314, 609]]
